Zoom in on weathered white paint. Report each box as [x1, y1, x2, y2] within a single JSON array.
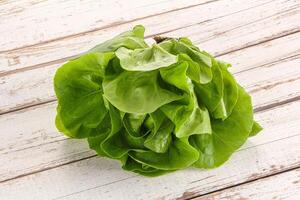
[[0, 0, 299, 199], [0, 0, 214, 51], [195, 169, 300, 200]]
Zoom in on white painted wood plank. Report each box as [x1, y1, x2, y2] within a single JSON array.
[[0, 104, 64, 155], [0, 100, 300, 200], [187, 4, 300, 56], [0, 0, 48, 18], [0, 53, 299, 184], [1, 31, 299, 114], [1, 0, 298, 74], [238, 55, 300, 111], [0, 0, 214, 52], [222, 34, 300, 75], [195, 169, 300, 200], [0, 0, 164, 18]]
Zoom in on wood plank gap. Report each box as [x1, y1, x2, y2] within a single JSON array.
[[52, 176, 138, 200], [254, 95, 300, 113], [0, 55, 79, 78], [0, 153, 97, 184], [148, 0, 293, 40], [188, 164, 300, 200], [216, 28, 300, 57], [238, 133, 300, 153], [197, 2, 300, 43], [0, 98, 56, 115], [235, 53, 300, 75], [1, 137, 68, 155]]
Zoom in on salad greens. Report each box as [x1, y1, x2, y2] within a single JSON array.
[[54, 25, 262, 176]]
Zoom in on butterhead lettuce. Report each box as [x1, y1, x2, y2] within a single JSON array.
[[54, 25, 262, 176]]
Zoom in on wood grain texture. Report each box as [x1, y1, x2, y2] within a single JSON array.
[[1, 0, 300, 199], [1, 0, 298, 74], [1, 31, 299, 114], [1, 100, 300, 200], [194, 168, 300, 200], [0, 0, 214, 52]]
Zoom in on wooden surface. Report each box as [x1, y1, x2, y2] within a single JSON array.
[[0, 0, 300, 199]]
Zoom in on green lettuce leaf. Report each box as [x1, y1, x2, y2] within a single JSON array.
[[54, 52, 114, 138], [54, 25, 262, 177], [190, 86, 253, 168], [88, 25, 148, 53]]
